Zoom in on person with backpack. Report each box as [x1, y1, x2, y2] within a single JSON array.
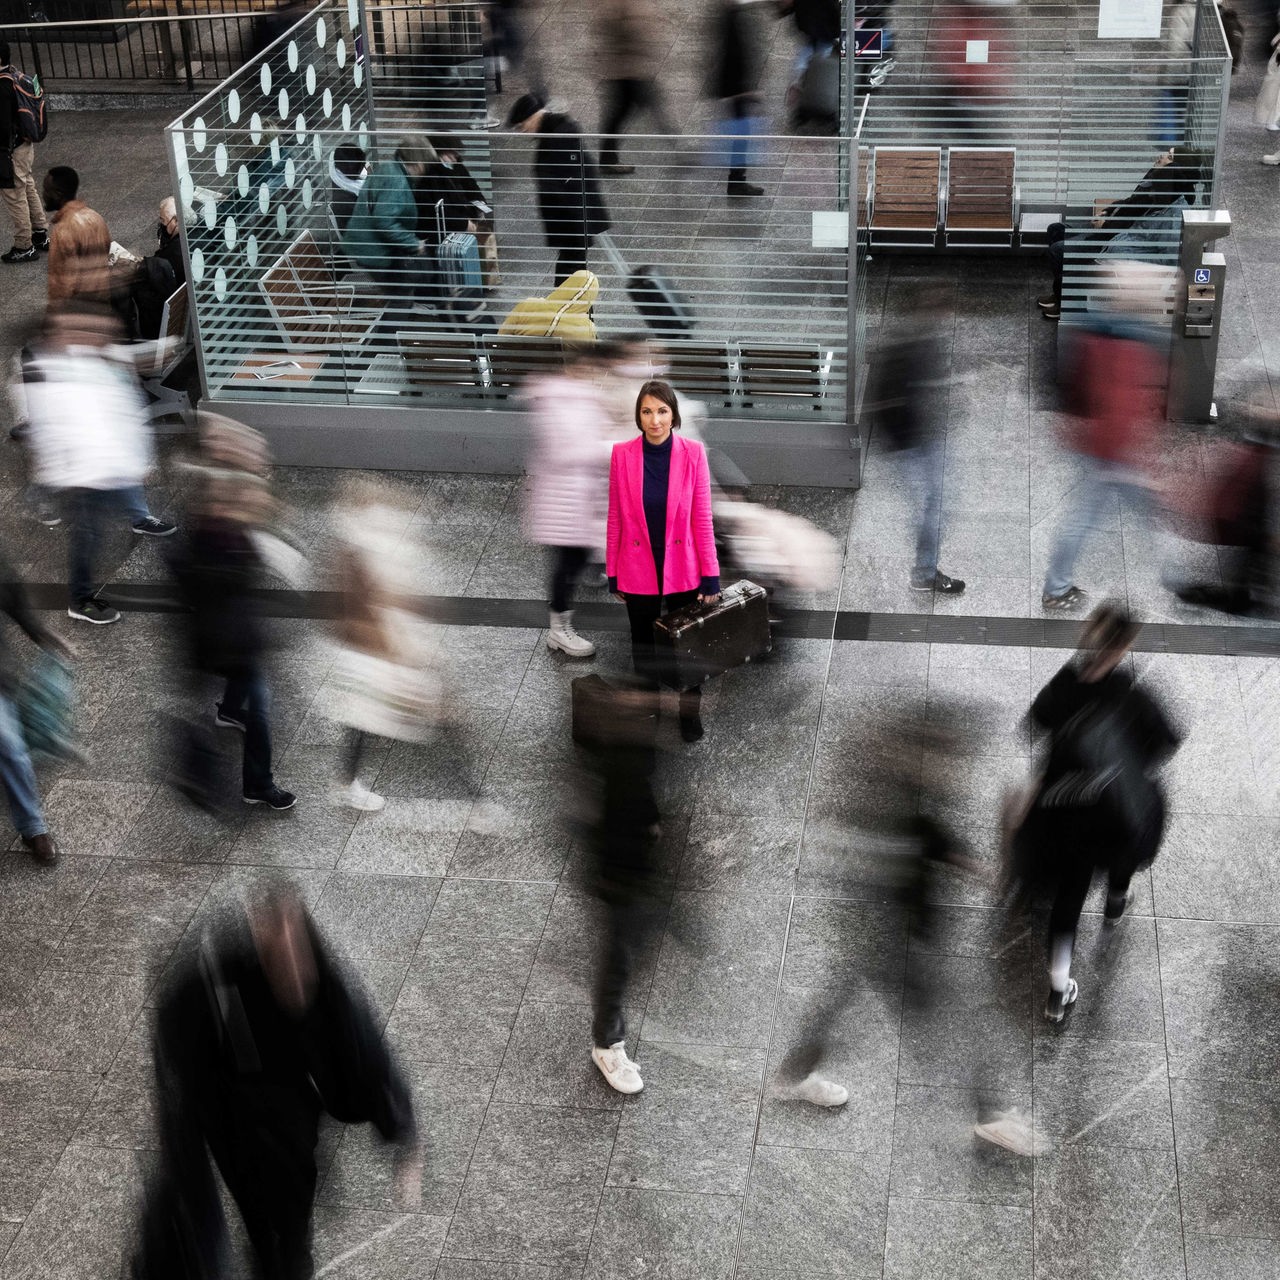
[[0, 39, 49, 265], [1014, 605, 1180, 1023]]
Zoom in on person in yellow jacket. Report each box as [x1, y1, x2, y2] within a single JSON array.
[[498, 269, 599, 342]]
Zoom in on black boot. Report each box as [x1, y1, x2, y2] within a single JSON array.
[[678, 689, 704, 743], [727, 169, 763, 197]]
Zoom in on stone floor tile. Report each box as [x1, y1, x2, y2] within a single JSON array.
[[736, 1145, 889, 1279], [309, 1205, 450, 1280], [1184, 1235, 1280, 1279], [336, 798, 472, 877], [433, 1263, 584, 1280], [607, 1042, 765, 1195], [30, 781, 156, 859], [677, 809, 803, 894], [443, 1104, 620, 1266], [643, 892, 790, 1048], [1153, 813, 1280, 923], [1034, 1145, 1185, 1280], [883, 1197, 1032, 1280], [585, 1187, 741, 1280], [313, 872, 440, 963], [425, 879, 556, 943]]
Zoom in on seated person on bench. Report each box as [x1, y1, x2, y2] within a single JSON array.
[[429, 135, 499, 288], [329, 145, 368, 234]]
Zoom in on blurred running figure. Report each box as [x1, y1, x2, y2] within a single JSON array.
[[21, 302, 177, 626], [1016, 605, 1180, 1023], [132, 886, 420, 1280]]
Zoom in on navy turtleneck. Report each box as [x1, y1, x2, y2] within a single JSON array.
[[641, 434, 673, 592]]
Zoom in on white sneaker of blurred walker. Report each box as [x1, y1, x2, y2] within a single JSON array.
[[331, 779, 386, 812], [592, 1041, 644, 1093], [772, 1073, 849, 1108], [547, 610, 596, 658]]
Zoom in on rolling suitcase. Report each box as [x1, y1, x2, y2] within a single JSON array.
[[797, 50, 840, 125], [599, 233, 695, 337], [652, 579, 771, 690]]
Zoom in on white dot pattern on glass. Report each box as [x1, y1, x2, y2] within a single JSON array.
[[323, 88, 333, 117], [347, 0, 357, 29], [316, 16, 327, 46], [336, 39, 346, 69], [276, 205, 288, 238], [278, 88, 290, 119], [259, 184, 271, 215], [306, 65, 317, 95], [302, 177, 314, 209], [250, 112, 263, 145], [285, 158, 296, 189], [214, 142, 229, 176], [202, 198, 217, 230], [224, 216, 237, 248], [353, 62, 363, 89], [260, 63, 272, 95], [246, 233, 259, 268], [192, 117, 207, 151], [237, 165, 250, 197], [214, 267, 228, 302], [287, 40, 299, 71], [227, 89, 241, 123], [295, 114, 306, 145], [191, 247, 205, 283], [342, 104, 352, 131]]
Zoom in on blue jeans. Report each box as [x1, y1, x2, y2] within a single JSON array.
[[62, 485, 152, 606], [0, 691, 46, 839], [220, 667, 274, 793], [1044, 458, 1152, 597], [901, 440, 945, 579], [793, 38, 834, 81]]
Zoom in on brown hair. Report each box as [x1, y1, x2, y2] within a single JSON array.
[[634, 379, 681, 432]]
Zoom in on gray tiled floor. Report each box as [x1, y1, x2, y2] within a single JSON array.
[[1, 4, 1280, 1279]]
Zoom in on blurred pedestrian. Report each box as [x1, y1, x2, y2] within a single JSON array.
[[606, 379, 720, 742], [21, 302, 177, 626], [579, 678, 662, 1094], [0, 39, 49, 265], [169, 420, 296, 811], [507, 92, 612, 287], [1015, 605, 1180, 1023], [132, 886, 420, 1280], [328, 144, 367, 234], [524, 345, 615, 658], [1041, 281, 1167, 610], [779, 0, 840, 93], [706, 0, 765, 197], [594, 0, 673, 175], [871, 297, 966, 595], [330, 483, 459, 811], [42, 165, 111, 304], [0, 552, 71, 864]]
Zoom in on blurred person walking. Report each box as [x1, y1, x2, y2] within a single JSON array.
[[594, 0, 673, 175], [132, 886, 420, 1280], [507, 92, 612, 286], [0, 552, 71, 864], [607, 380, 721, 743], [706, 0, 766, 197], [578, 678, 662, 1093], [778, 0, 841, 98], [20, 302, 177, 626], [524, 345, 615, 658], [1041, 284, 1167, 610], [1013, 605, 1180, 1023], [42, 165, 111, 304], [330, 483, 464, 810], [871, 300, 966, 595], [169, 420, 296, 811], [0, 39, 49, 264]]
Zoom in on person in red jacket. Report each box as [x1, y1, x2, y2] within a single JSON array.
[[1041, 306, 1166, 610]]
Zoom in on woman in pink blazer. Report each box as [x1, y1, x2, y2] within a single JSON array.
[[606, 380, 720, 742]]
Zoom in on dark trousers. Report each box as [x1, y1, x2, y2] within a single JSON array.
[[593, 893, 645, 1048], [1049, 859, 1134, 941], [219, 667, 274, 793], [1046, 222, 1066, 302], [549, 545, 592, 613], [552, 241, 590, 289], [599, 77, 671, 166], [623, 589, 700, 690], [340, 728, 365, 785], [62, 485, 150, 606]]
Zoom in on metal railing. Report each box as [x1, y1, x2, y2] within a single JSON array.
[[0, 3, 307, 91]]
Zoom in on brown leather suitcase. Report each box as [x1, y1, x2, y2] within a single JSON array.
[[652, 579, 771, 690]]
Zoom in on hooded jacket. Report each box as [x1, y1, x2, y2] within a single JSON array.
[[342, 159, 419, 274], [498, 269, 599, 341]]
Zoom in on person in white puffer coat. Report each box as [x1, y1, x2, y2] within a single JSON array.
[[522, 344, 615, 658], [20, 301, 177, 626]]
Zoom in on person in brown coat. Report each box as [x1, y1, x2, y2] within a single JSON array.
[[42, 165, 111, 304], [594, 0, 674, 174]]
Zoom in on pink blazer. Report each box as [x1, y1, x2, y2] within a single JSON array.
[[606, 434, 720, 595]]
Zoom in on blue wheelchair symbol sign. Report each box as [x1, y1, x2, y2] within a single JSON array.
[[1193, 268, 1211, 285]]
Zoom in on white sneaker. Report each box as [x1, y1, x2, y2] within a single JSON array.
[[592, 1041, 644, 1094], [974, 1109, 1044, 1157], [1263, 153, 1280, 166], [546, 610, 596, 658], [331, 780, 386, 812], [772, 1073, 849, 1108]]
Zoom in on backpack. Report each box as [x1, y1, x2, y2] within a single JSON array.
[[1, 66, 48, 144]]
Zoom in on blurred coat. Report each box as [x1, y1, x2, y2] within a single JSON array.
[[21, 345, 154, 490], [46, 200, 112, 303], [523, 372, 615, 548], [343, 160, 419, 274], [1060, 324, 1164, 467], [595, 0, 666, 81], [499, 270, 599, 341], [532, 112, 611, 251], [707, 0, 763, 100]]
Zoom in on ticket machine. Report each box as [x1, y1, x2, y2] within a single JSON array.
[[1167, 209, 1231, 422]]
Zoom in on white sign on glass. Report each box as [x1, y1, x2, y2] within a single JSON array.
[[1098, 0, 1162, 39]]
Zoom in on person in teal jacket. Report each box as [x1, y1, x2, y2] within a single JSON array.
[[342, 137, 435, 302]]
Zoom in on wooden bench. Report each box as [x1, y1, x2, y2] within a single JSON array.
[[737, 343, 834, 410], [398, 331, 487, 397], [664, 342, 737, 409], [870, 147, 942, 248], [259, 229, 381, 350], [944, 148, 1018, 248], [142, 282, 193, 424], [482, 334, 566, 399]]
